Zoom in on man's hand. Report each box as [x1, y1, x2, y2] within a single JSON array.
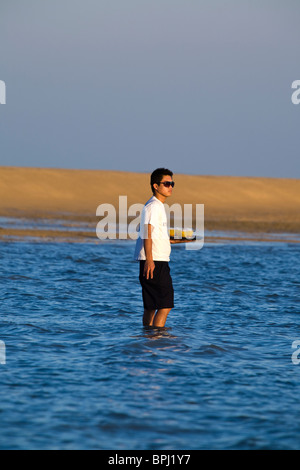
[[143, 259, 155, 280], [170, 237, 197, 244]]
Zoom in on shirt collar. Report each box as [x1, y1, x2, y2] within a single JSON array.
[[152, 195, 164, 205]]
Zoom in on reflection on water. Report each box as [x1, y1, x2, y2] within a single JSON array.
[[142, 326, 177, 340], [1, 216, 300, 243], [0, 216, 95, 232]]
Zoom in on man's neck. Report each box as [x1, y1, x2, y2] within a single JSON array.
[[154, 192, 166, 203]]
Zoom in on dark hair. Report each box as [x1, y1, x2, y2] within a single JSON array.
[[150, 168, 173, 195]]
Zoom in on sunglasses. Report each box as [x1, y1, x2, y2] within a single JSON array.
[[159, 181, 175, 188]]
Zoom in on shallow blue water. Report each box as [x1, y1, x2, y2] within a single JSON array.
[[0, 239, 300, 449]]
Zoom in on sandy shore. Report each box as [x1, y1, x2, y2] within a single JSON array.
[[0, 166, 300, 242]]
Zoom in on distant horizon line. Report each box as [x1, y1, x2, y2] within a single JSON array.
[[0, 164, 299, 181]]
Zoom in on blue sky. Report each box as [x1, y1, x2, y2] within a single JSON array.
[[0, 0, 299, 177]]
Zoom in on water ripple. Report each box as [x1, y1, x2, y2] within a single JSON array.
[[0, 241, 300, 449]]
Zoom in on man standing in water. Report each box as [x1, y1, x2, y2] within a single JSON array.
[[134, 168, 193, 328]]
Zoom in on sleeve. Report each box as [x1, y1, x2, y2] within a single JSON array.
[[144, 203, 160, 229], [140, 203, 160, 239]]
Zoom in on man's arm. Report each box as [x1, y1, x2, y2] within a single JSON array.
[[170, 238, 196, 244], [143, 224, 155, 279]]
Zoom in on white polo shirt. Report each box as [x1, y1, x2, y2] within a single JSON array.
[[134, 196, 171, 261]]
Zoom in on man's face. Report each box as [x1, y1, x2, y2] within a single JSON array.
[[154, 175, 174, 198]]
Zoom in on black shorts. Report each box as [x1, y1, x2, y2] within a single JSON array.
[[139, 261, 174, 310]]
